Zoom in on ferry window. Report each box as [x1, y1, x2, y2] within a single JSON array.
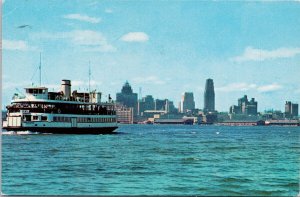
[[32, 116, 38, 121], [41, 116, 47, 121], [23, 115, 31, 121]]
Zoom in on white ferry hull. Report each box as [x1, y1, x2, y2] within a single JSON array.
[[3, 126, 118, 134]]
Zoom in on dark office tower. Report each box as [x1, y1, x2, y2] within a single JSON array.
[[285, 101, 298, 118], [181, 92, 195, 113], [291, 104, 299, 117], [204, 79, 215, 113], [230, 95, 257, 115], [144, 95, 155, 110], [116, 81, 138, 117], [155, 99, 167, 111], [247, 98, 258, 115], [138, 95, 155, 114]]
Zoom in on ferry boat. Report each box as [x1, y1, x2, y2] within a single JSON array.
[[2, 79, 118, 134]]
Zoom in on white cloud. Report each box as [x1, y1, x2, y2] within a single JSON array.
[[105, 8, 113, 13], [2, 0, 5, 4], [132, 76, 165, 85], [216, 83, 257, 92], [120, 32, 149, 42], [32, 30, 116, 52], [2, 39, 36, 51], [70, 30, 107, 46], [216, 82, 283, 93], [63, 14, 101, 24], [69, 30, 116, 52], [230, 46, 300, 62], [257, 83, 282, 92]]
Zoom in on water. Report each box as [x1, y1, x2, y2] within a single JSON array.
[[2, 125, 299, 195]]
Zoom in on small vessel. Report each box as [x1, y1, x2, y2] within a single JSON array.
[[2, 79, 118, 134]]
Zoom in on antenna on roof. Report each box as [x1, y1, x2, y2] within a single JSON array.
[[89, 61, 91, 93], [39, 52, 42, 86], [139, 87, 142, 100]]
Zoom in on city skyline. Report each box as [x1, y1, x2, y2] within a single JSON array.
[[3, 0, 300, 111]]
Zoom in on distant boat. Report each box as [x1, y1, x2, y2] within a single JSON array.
[[3, 79, 118, 134]]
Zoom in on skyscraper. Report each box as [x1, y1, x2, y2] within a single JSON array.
[[204, 79, 215, 113], [285, 101, 298, 118], [138, 95, 155, 115], [181, 92, 195, 113], [229, 95, 257, 116], [116, 81, 138, 117]]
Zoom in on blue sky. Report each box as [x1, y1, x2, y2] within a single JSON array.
[[2, 0, 300, 112]]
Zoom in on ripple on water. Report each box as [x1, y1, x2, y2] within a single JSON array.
[[181, 157, 201, 164], [2, 125, 299, 196]]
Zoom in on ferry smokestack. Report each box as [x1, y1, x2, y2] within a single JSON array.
[[61, 79, 71, 99]]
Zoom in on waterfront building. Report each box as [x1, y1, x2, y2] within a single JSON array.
[[292, 104, 299, 117], [181, 92, 195, 113], [155, 99, 167, 111], [285, 101, 298, 118], [178, 102, 181, 113], [116, 81, 138, 117], [229, 95, 258, 116], [167, 100, 177, 114], [138, 95, 155, 115], [115, 104, 133, 124], [229, 105, 240, 114], [262, 110, 284, 120], [204, 79, 215, 113], [246, 98, 258, 115]]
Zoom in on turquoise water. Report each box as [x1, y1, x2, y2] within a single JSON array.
[[2, 125, 299, 195]]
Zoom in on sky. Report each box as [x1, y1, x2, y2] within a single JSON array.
[[2, 0, 300, 112]]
